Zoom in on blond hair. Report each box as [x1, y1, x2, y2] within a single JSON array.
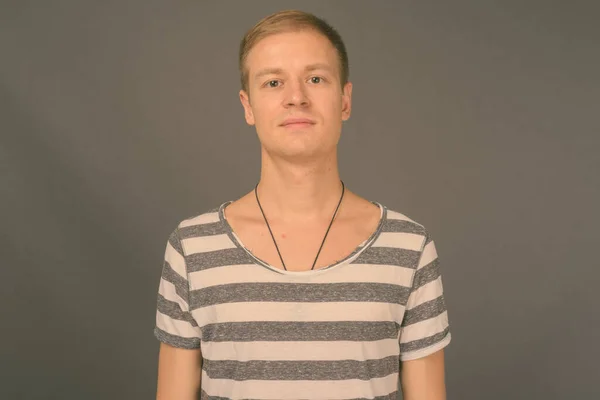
[[238, 10, 349, 93]]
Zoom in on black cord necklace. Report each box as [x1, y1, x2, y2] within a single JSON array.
[[254, 180, 345, 271]]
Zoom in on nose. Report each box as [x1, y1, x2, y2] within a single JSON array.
[[283, 79, 310, 108]]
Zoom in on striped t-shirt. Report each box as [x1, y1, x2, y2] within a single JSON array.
[[154, 200, 451, 400]]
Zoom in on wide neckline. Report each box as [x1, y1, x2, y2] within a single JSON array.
[[218, 200, 387, 276]]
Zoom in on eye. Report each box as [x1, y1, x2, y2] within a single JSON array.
[[265, 80, 280, 88], [309, 76, 323, 84]]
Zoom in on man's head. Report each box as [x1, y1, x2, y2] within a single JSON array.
[[238, 10, 352, 161], [239, 10, 349, 94]]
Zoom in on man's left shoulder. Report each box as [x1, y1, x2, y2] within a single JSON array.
[[376, 202, 431, 253]]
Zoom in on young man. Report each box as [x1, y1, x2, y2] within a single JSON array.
[[155, 9, 451, 400]]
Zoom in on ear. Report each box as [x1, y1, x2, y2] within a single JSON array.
[[239, 89, 255, 126], [341, 81, 352, 121]]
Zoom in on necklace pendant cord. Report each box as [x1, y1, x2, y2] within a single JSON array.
[[254, 180, 345, 271]]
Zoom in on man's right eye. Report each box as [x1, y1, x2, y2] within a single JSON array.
[[266, 80, 280, 88]]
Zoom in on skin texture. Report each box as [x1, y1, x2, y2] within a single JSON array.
[[230, 29, 385, 273], [401, 349, 447, 400], [236, 28, 356, 227], [156, 27, 447, 399], [240, 29, 351, 165], [156, 343, 202, 399]]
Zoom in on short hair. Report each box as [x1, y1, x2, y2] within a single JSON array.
[[238, 9, 349, 93]]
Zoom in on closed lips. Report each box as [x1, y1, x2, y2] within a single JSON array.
[[281, 118, 315, 126]]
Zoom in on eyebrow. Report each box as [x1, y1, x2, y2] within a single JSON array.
[[253, 63, 334, 80]]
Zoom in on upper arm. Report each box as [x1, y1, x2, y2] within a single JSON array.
[[401, 349, 446, 400], [399, 233, 451, 361], [154, 227, 203, 399], [399, 232, 451, 398], [157, 342, 202, 400]]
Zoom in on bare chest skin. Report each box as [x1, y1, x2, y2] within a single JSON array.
[[224, 193, 381, 272]]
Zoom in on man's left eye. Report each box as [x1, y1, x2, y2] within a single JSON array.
[[310, 77, 322, 84]]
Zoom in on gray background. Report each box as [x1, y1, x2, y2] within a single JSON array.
[[2, 1, 599, 399]]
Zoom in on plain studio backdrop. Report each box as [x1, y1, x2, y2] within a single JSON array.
[[1, 1, 598, 399]]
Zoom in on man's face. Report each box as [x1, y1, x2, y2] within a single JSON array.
[[239, 29, 352, 160]]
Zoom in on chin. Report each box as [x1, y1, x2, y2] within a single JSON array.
[[276, 142, 336, 160]]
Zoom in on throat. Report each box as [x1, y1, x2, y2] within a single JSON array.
[[222, 192, 383, 272]]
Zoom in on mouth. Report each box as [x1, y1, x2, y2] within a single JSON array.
[[282, 122, 314, 128], [280, 119, 316, 129]]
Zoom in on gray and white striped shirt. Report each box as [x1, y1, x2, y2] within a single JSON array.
[[155, 200, 451, 399]]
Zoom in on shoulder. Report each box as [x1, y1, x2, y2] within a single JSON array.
[[166, 202, 230, 257], [381, 203, 428, 231], [378, 202, 431, 251], [170, 202, 227, 253], [175, 202, 226, 231]]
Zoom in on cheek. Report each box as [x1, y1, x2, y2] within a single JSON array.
[[322, 98, 343, 122], [252, 99, 278, 123], [252, 105, 281, 137]]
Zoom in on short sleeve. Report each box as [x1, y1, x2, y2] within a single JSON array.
[[399, 232, 451, 361], [154, 227, 202, 349]]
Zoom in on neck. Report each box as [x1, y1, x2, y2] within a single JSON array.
[[256, 150, 344, 224]]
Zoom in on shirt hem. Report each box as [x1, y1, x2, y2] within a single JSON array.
[[399, 331, 451, 361]]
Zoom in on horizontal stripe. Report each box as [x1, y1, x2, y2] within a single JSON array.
[[203, 355, 398, 381], [183, 234, 237, 255], [424, 234, 433, 246], [374, 231, 424, 250], [353, 246, 421, 268], [201, 338, 399, 362], [400, 326, 451, 355], [200, 390, 399, 400], [167, 229, 184, 255], [200, 391, 229, 400], [154, 326, 200, 349], [402, 295, 446, 327], [408, 276, 444, 306], [189, 262, 415, 288], [179, 220, 227, 238], [400, 310, 449, 343], [201, 370, 399, 399], [164, 240, 186, 277], [187, 246, 421, 273], [155, 202, 451, 399], [159, 263, 188, 301], [157, 293, 197, 326], [187, 248, 254, 272], [418, 238, 437, 267], [412, 258, 440, 290], [201, 321, 399, 342], [192, 301, 405, 327], [156, 311, 200, 338], [190, 282, 410, 309], [179, 210, 220, 228], [386, 209, 419, 224], [380, 217, 426, 235]]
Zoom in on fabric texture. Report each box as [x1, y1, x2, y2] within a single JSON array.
[[154, 200, 451, 399]]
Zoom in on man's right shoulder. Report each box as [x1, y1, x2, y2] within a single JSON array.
[[174, 202, 225, 231]]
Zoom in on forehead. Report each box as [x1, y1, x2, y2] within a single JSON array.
[[246, 30, 339, 78]]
